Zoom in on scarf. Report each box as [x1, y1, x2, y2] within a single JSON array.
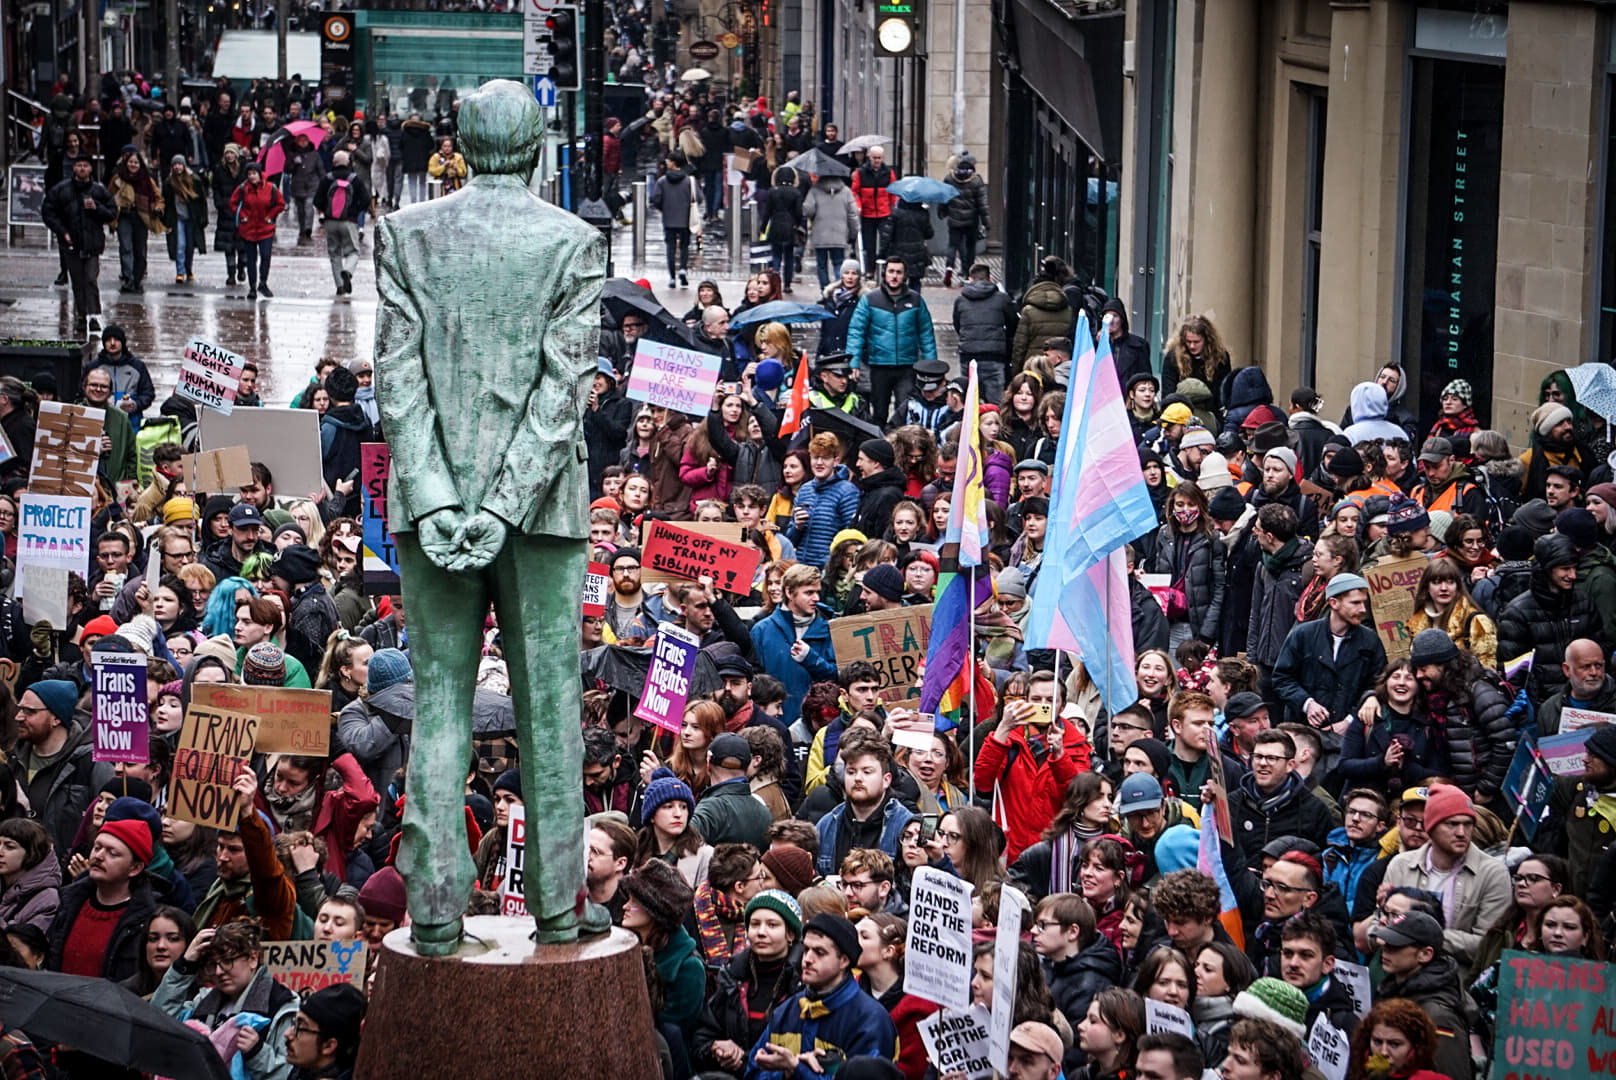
[[265, 783, 319, 833], [1296, 573, 1328, 622], [191, 872, 252, 930], [1048, 822, 1104, 896], [1261, 537, 1300, 576], [1429, 409, 1479, 439], [355, 384, 379, 426], [169, 169, 198, 202], [113, 160, 164, 230], [693, 879, 745, 965]]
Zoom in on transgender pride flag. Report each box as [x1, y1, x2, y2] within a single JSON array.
[[1025, 315, 1160, 712]]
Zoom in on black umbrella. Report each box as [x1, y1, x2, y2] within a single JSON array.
[[787, 147, 851, 179], [581, 644, 724, 700], [601, 278, 698, 348], [0, 967, 230, 1080], [807, 407, 884, 457]]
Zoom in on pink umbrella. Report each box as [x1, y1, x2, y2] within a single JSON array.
[[257, 120, 328, 178]]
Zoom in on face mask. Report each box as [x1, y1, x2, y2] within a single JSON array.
[[1173, 507, 1200, 527]]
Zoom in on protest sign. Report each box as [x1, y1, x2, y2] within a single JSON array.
[[1140, 573, 1171, 614], [16, 493, 93, 601], [1492, 951, 1614, 1080], [641, 518, 760, 595], [1146, 999, 1196, 1040], [360, 444, 401, 595], [624, 339, 722, 415], [1559, 707, 1614, 732], [890, 711, 938, 751], [168, 702, 259, 830], [1364, 554, 1426, 661], [182, 445, 253, 493], [1333, 959, 1372, 1019], [1539, 729, 1596, 777], [199, 406, 324, 498], [919, 1007, 994, 1080], [582, 561, 609, 618], [28, 401, 103, 497], [92, 651, 148, 763], [176, 337, 246, 414], [19, 565, 68, 628], [634, 624, 701, 732], [904, 867, 974, 1012], [501, 804, 529, 917], [989, 884, 1029, 1074], [1503, 737, 1554, 841], [193, 684, 333, 756], [1307, 1015, 1350, 1080], [639, 520, 748, 587], [1206, 745, 1234, 845], [262, 939, 368, 1000], [830, 605, 934, 705]]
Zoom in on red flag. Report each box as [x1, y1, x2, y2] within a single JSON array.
[[779, 351, 811, 436]]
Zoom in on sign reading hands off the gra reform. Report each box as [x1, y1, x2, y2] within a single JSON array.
[[904, 867, 974, 1012], [1492, 951, 1615, 1080]]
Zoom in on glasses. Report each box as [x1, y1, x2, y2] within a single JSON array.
[[1250, 753, 1289, 765], [1344, 808, 1380, 821], [936, 829, 964, 844], [840, 878, 876, 891], [165, 548, 196, 560], [614, 565, 640, 573], [291, 1021, 322, 1038], [1033, 919, 1067, 932], [1514, 871, 1552, 885], [1398, 815, 1425, 831], [1259, 878, 1309, 896], [1111, 723, 1151, 734]]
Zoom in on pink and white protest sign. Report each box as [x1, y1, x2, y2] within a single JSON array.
[[176, 337, 246, 415], [582, 561, 609, 617], [634, 624, 700, 731], [92, 650, 148, 763], [624, 340, 721, 415]]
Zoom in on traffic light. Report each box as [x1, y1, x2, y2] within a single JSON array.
[[547, 5, 581, 91]]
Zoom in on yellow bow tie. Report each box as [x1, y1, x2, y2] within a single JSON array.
[[799, 997, 831, 1020]]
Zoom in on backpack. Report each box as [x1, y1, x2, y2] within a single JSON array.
[[324, 177, 354, 221], [134, 416, 183, 488]]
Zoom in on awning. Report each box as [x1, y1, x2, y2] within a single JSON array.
[[211, 31, 322, 81], [1008, 0, 1107, 160]]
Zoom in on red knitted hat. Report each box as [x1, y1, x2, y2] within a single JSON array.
[[1422, 784, 1474, 831], [98, 818, 153, 866]]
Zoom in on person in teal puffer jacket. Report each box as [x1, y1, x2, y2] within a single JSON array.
[[787, 432, 861, 567], [845, 257, 938, 427]]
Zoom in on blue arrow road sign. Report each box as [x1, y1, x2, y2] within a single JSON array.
[[534, 76, 557, 106]]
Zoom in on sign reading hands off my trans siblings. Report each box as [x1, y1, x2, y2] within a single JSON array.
[[625, 339, 722, 414], [641, 518, 761, 596], [1492, 950, 1615, 1080]]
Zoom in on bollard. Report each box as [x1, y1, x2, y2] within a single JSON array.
[[728, 182, 745, 266], [740, 202, 755, 267], [632, 181, 648, 266]]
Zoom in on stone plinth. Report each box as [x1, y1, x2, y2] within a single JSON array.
[[355, 918, 660, 1080]]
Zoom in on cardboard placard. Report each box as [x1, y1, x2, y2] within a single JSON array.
[[19, 565, 69, 628], [193, 684, 333, 756], [1492, 951, 1614, 1080], [624, 339, 722, 415], [262, 939, 368, 1001], [640, 518, 760, 595], [1364, 555, 1427, 662], [634, 624, 701, 732], [582, 561, 609, 618], [168, 702, 260, 830], [501, 803, 528, 917], [1503, 736, 1554, 841], [988, 884, 1029, 1075], [92, 651, 148, 763], [904, 867, 974, 1012], [829, 605, 934, 705], [198, 406, 325, 499], [1307, 1015, 1350, 1080], [28, 401, 104, 497], [1333, 959, 1372, 1019], [638, 520, 746, 586], [1559, 707, 1615, 732], [1146, 999, 1196, 1039], [360, 443, 401, 595], [182, 445, 254, 494], [176, 337, 246, 415], [919, 1007, 994, 1080]]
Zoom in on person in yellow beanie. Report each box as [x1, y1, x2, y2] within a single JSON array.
[[161, 497, 196, 528]]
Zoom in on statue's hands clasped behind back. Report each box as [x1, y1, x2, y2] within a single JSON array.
[[418, 507, 509, 574]]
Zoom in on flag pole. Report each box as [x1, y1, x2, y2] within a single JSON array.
[[968, 567, 976, 801]]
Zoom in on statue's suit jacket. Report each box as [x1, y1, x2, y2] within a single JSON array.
[[373, 174, 606, 540]]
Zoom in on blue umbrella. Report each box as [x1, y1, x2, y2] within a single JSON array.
[[729, 301, 834, 329], [1566, 363, 1616, 425], [887, 176, 959, 204]]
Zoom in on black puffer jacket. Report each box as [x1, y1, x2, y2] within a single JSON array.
[[1429, 668, 1515, 798], [1473, 559, 1533, 620], [1146, 525, 1225, 642], [880, 201, 934, 285], [853, 466, 908, 540], [1247, 539, 1313, 668], [953, 280, 1017, 358], [1044, 933, 1123, 1075], [689, 944, 803, 1071], [1497, 562, 1601, 705], [1227, 772, 1338, 870]]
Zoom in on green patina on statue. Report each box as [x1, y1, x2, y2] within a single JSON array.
[[372, 79, 612, 956]]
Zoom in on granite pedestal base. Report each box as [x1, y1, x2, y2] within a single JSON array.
[[354, 917, 660, 1080]]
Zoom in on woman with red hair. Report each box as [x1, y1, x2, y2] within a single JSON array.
[[1346, 998, 1449, 1080]]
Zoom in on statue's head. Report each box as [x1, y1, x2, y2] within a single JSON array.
[[458, 80, 543, 176]]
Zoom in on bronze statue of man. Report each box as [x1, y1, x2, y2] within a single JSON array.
[[373, 79, 609, 955]]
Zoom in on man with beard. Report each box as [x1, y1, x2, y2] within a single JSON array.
[[1537, 638, 1616, 736], [1520, 402, 1593, 501], [812, 732, 915, 875], [604, 547, 647, 639], [203, 503, 262, 582], [582, 725, 633, 817], [586, 819, 635, 922], [1371, 912, 1471, 1080], [1411, 436, 1486, 518], [711, 650, 801, 802], [1407, 629, 1514, 803], [1272, 573, 1385, 730], [1226, 730, 1336, 871], [1250, 448, 1315, 538], [1173, 427, 1215, 485]]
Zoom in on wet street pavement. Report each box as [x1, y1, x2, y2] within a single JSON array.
[[1, 196, 963, 404]]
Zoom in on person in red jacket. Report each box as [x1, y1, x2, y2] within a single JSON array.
[[851, 145, 896, 273], [974, 671, 1094, 863], [227, 160, 285, 300]]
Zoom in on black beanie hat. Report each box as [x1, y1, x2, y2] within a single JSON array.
[[1496, 524, 1534, 562], [1208, 486, 1247, 521], [804, 912, 861, 965], [301, 983, 368, 1050], [859, 438, 896, 469], [270, 544, 322, 586], [99, 323, 128, 348], [1128, 737, 1172, 781]]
